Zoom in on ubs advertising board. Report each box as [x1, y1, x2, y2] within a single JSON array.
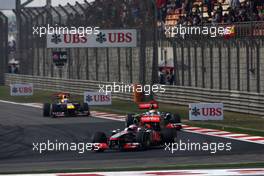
[[10, 83, 33, 96], [189, 103, 224, 120], [47, 29, 137, 48], [84, 92, 112, 105]]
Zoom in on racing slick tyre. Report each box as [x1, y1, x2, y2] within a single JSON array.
[[92, 132, 107, 152], [170, 114, 181, 123], [161, 128, 177, 143], [136, 131, 151, 150], [51, 104, 59, 118], [163, 113, 182, 130], [82, 103, 90, 116], [43, 103, 51, 117], [170, 114, 182, 130], [125, 114, 135, 127]]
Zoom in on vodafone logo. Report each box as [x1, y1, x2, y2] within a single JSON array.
[[141, 116, 160, 123]]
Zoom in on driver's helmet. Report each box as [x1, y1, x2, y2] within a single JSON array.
[[148, 104, 157, 114], [60, 95, 68, 103], [149, 109, 156, 114], [127, 124, 138, 132]]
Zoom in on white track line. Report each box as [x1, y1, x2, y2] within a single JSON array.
[[2, 168, 264, 176]]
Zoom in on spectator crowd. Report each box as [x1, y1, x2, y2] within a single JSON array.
[[61, 0, 264, 86], [157, 0, 264, 25], [64, 0, 264, 29], [66, 0, 154, 28]]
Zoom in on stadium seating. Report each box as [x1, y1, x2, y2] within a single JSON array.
[[165, 0, 263, 26]]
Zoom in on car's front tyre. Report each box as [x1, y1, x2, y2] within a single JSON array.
[[92, 132, 107, 152], [43, 103, 51, 117], [125, 114, 135, 127], [161, 128, 177, 143], [136, 131, 151, 150]]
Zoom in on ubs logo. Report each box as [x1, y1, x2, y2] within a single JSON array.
[[96, 32, 107, 43], [51, 34, 62, 44], [191, 107, 200, 116]]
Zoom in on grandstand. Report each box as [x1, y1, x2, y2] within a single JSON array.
[[165, 0, 264, 26]]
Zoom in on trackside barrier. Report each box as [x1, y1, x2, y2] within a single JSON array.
[[5, 74, 133, 101], [5, 74, 264, 115]]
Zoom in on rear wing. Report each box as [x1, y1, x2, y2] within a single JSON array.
[[138, 101, 159, 109]]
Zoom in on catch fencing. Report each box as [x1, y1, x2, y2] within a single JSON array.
[[14, 3, 264, 93], [5, 73, 264, 115], [0, 12, 8, 85], [166, 29, 264, 93], [15, 2, 154, 85]]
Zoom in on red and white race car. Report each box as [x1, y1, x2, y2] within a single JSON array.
[[92, 101, 182, 152]]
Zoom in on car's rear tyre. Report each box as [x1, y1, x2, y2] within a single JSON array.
[[170, 114, 181, 123], [43, 103, 51, 117], [92, 132, 107, 152], [126, 114, 135, 127], [161, 128, 177, 143], [136, 131, 151, 150], [83, 103, 90, 116], [163, 113, 182, 129], [51, 104, 58, 118]]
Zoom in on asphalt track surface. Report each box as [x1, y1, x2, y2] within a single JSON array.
[[0, 102, 263, 173]]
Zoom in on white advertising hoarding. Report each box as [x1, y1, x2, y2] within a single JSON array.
[[84, 92, 112, 105], [0, 0, 16, 10], [189, 103, 224, 120], [10, 83, 33, 96], [47, 29, 137, 48]]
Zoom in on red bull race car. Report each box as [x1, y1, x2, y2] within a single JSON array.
[[43, 93, 90, 118], [92, 101, 182, 152]]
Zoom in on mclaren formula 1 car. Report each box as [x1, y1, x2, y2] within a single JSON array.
[[43, 93, 90, 118], [92, 101, 182, 152]]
